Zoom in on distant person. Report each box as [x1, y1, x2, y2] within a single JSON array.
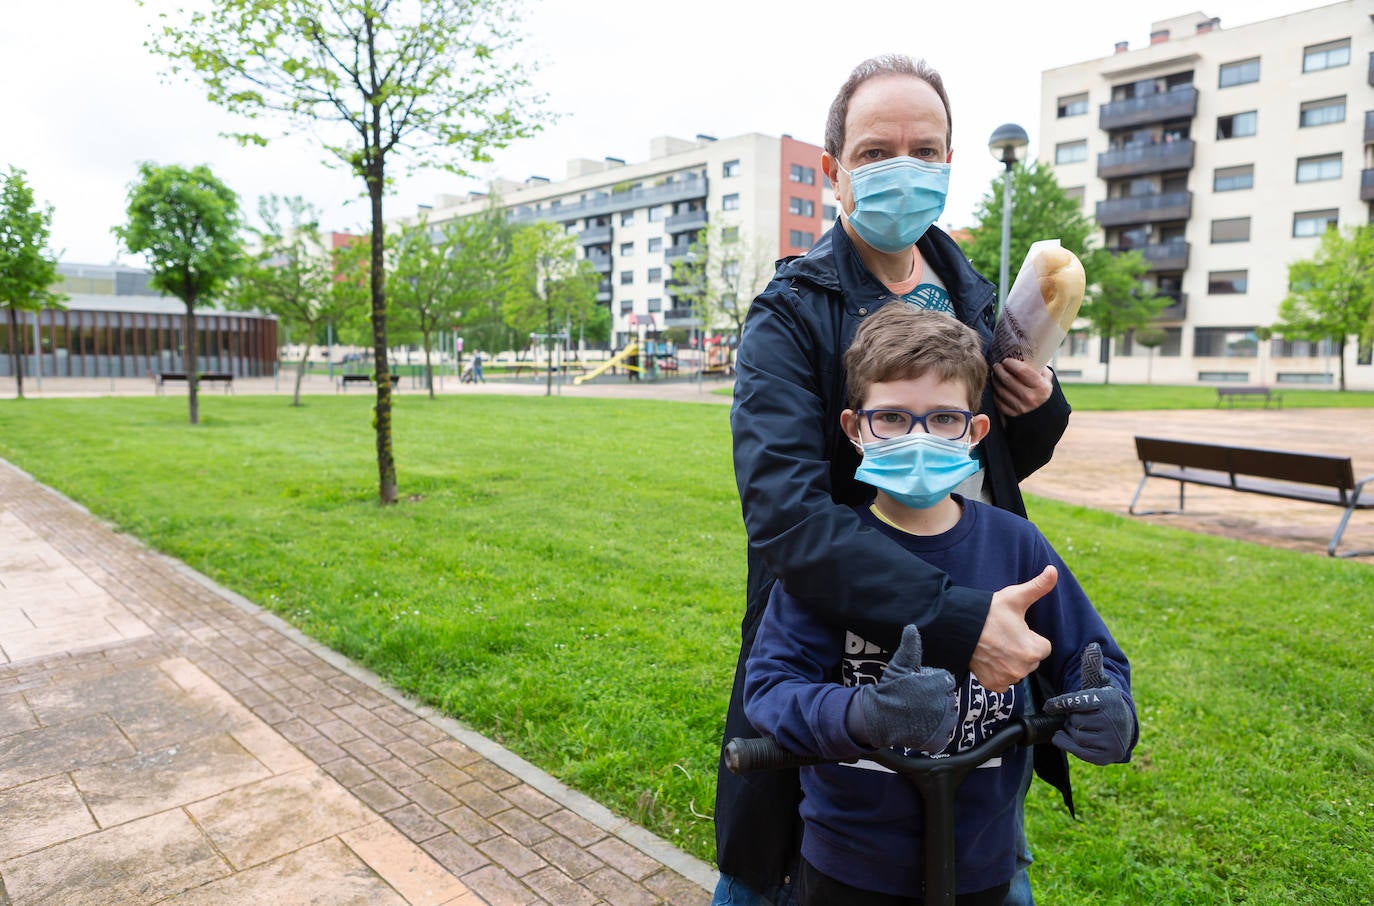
[[472, 351, 485, 383], [743, 305, 1137, 906], [715, 53, 1073, 906]]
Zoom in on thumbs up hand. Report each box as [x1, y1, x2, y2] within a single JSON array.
[[1043, 643, 1137, 765], [971, 565, 1056, 693], [856, 625, 960, 754]]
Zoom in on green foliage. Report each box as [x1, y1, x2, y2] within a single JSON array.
[[963, 160, 1097, 288], [501, 221, 599, 392], [114, 162, 243, 308], [668, 222, 770, 336], [1277, 224, 1374, 392], [0, 167, 65, 397], [1078, 248, 1170, 384], [2, 394, 1373, 897]]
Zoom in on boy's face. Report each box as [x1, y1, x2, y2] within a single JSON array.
[[841, 372, 991, 447]]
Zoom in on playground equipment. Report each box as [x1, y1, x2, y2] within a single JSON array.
[[574, 343, 640, 384]]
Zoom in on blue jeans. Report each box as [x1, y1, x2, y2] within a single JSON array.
[[1004, 754, 1037, 906], [712, 874, 775, 906]]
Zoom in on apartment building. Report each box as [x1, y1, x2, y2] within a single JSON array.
[[1041, 1, 1374, 390], [411, 132, 828, 348]]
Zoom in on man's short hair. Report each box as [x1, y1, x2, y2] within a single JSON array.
[[825, 55, 953, 157], [843, 305, 987, 411]]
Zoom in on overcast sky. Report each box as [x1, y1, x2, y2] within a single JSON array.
[[5, 0, 1325, 265]]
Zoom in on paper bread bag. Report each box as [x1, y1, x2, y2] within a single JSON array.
[[989, 239, 1085, 369]]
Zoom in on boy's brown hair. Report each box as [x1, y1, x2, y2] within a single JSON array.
[[843, 304, 988, 410]]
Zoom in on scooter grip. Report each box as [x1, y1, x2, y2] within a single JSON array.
[[725, 737, 816, 774], [1021, 713, 1068, 747]]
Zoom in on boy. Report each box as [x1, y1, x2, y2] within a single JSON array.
[[743, 306, 1137, 906]]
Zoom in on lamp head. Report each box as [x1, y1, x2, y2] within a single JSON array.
[[988, 123, 1029, 166]]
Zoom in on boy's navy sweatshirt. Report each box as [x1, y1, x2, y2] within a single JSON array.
[[744, 497, 1133, 898]]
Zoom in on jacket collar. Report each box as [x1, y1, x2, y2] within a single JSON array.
[[779, 223, 997, 328]]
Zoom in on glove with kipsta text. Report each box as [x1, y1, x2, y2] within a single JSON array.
[[853, 625, 959, 754], [1043, 642, 1137, 765]]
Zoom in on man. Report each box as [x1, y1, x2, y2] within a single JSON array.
[[714, 55, 1072, 905]]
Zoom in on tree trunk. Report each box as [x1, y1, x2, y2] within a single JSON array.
[[7, 307, 24, 400], [423, 330, 435, 400], [544, 304, 553, 397], [1338, 335, 1348, 392], [293, 342, 311, 407], [184, 303, 199, 425], [368, 162, 398, 504]]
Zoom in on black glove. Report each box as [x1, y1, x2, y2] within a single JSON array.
[[855, 625, 959, 754], [1043, 643, 1137, 765]]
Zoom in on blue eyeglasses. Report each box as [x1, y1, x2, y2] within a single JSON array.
[[855, 408, 974, 440]]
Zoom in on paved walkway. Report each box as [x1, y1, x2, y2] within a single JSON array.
[[0, 454, 713, 904]]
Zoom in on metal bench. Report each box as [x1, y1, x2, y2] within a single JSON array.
[[337, 373, 400, 391], [1130, 436, 1372, 557], [152, 371, 234, 394], [1216, 386, 1282, 409]]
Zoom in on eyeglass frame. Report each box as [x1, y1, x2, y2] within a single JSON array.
[[853, 407, 976, 440]]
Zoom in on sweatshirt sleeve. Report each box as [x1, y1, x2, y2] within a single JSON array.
[[743, 584, 869, 761], [731, 285, 989, 671]]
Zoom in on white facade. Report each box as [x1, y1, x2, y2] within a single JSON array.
[[1041, 1, 1374, 389], [410, 133, 827, 348]]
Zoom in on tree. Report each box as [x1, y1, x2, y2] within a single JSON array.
[[1276, 224, 1374, 392], [390, 217, 485, 399], [668, 223, 772, 340], [1078, 248, 1170, 385], [237, 196, 363, 406], [501, 221, 598, 396], [114, 162, 242, 424], [0, 167, 64, 400], [962, 160, 1098, 296], [149, 0, 547, 503], [1135, 326, 1167, 385]]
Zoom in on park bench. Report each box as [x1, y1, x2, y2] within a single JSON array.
[[1216, 386, 1282, 409], [1129, 436, 1373, 557], [337, 373, 400, 391], [151, 371, 234, 394]]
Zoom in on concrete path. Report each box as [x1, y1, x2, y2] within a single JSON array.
[[0, 456, 713, 905]]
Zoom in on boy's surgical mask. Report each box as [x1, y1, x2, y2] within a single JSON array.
[[852, 432, 980, 510], [837, 156, 950, 254]]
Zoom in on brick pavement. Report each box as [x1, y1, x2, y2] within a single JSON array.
[[0, 458, 714, 905]]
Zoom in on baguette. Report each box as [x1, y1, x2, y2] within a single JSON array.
[[1032, 244, 1086, 331]]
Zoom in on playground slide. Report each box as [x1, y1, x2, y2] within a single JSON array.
[[574, 343, 639, 384]]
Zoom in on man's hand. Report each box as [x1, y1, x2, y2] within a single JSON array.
[[1043, 643, 1137, 765], [856, 625, 959, 754], [970, 565, 1056, 693], [992, 358, 1053, 417]]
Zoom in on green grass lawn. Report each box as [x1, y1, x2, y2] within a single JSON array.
[[1, 393, 1371, 903]]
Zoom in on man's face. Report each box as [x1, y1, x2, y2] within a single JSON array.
[[823, 74, 952, 217]]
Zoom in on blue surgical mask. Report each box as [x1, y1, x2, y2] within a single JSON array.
[[838, 156, 950, 254], [853, 432, 980, 510]]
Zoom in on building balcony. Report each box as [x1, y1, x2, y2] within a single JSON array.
[[666, 209, 708, 233], [664, 307, 699, 328], [508, 176, 709, 225], [578, 225, 612, 246], [1362, 169, 1374, 202], [1095, 191, 1192, 228], [596, 279, 612, 303], [1154, 291, 1187, 321], [585, 252, 612, 274], [1096, 139, 1195, 180], [1138, 239, 1190, 271], [1098, 86, 1198, 131], [664, 244, 696, 260]]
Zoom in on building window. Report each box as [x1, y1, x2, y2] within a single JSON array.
[[789, 197, 815, 217], [1063, 186, 1085, 205], [1213, 165, 1254, 192], [1216, 111, 1257, 139], [619, 270, 634, 285], [1057, 93, 1089, 118], [789, 230, 815, 248], [647, 297, 662, 312], [722, 226, 740, 243], [1160, 327, 1183, 357], [1055, 140, 1088, 164], [1296, 153, 1342, 183], [789, 164, 816, 185], [1207, 270, 1248, 294], [822, 204, 838, 221], [620, 300, 633, 315], [723, 159, 741, 177], [648, 206, 663, 223], [1195, 327, 1258, 357], [621, 212, 634, 227], [1303, 39, 1350, 73], [647, 237, 662, 253], [647, 267, 662, 283], [1218, 57, 1260, 88], [620, 242, 634, 256], [1299, 96, 1346, 127], [1293, 209, 1338, 237], [1210, 217, 1251, 244], [722, 193, 740, 211]]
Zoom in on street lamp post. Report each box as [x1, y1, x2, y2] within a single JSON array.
[[988, 123, 1029, 319]]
